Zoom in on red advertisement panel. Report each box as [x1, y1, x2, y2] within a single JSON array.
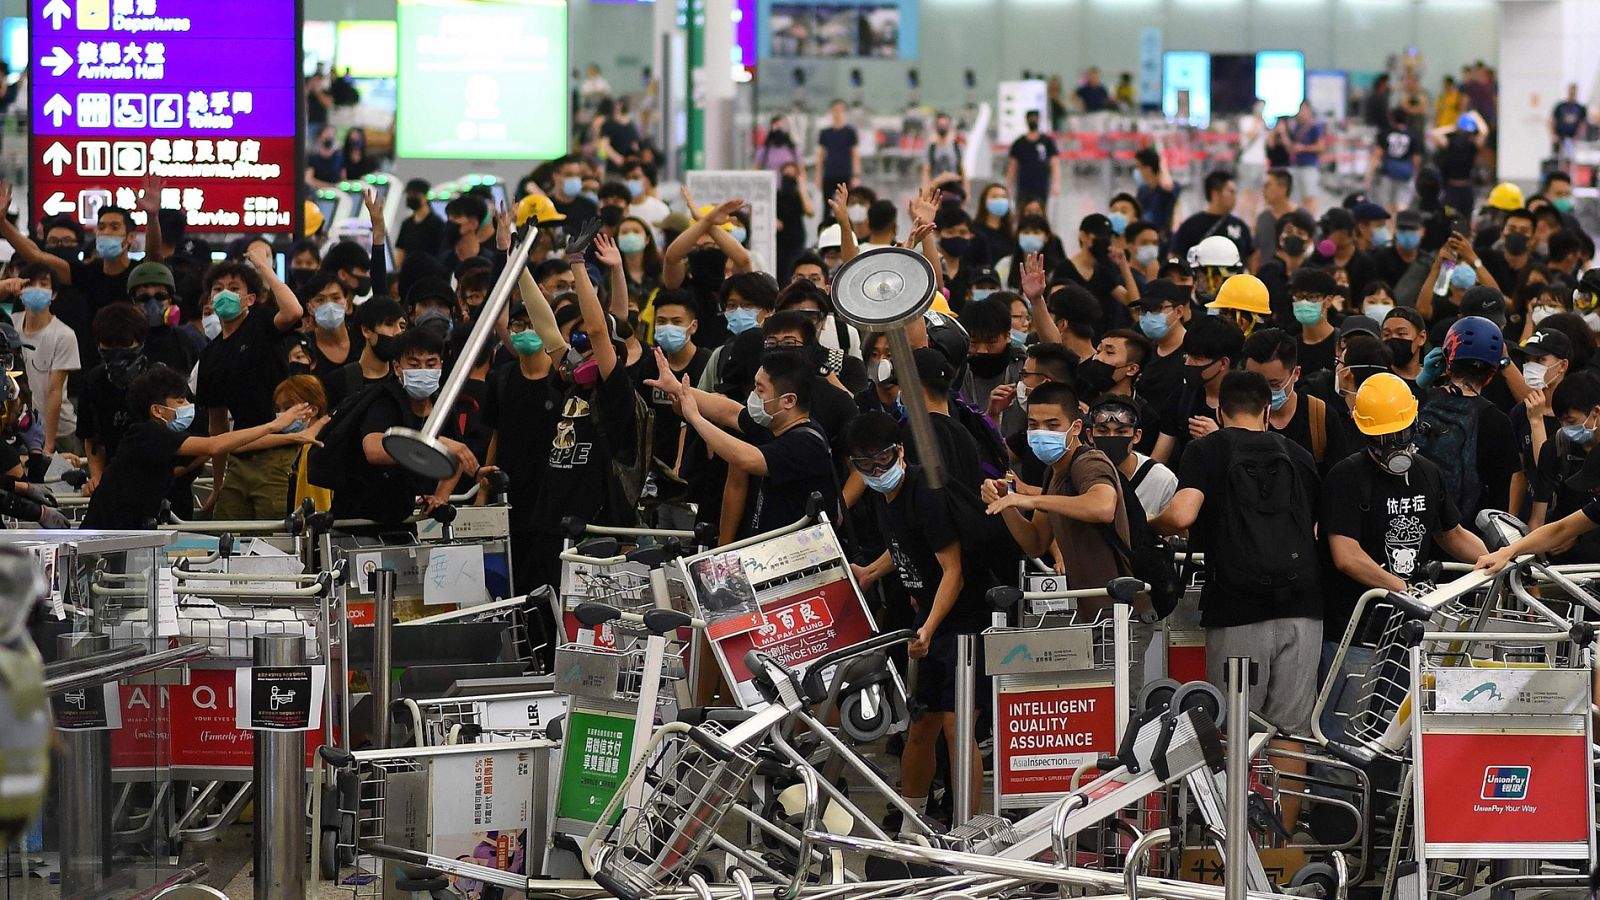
[[1420, 731, 1590, 845], [715, 578, 874, 690], [996, 683, 1117, 796], [111, 667, 331, 770]]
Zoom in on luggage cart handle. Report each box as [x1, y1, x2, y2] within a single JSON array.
[[174, 570, 334, 601], [574, 602, 699, 635], [799, 629, 917, 704]]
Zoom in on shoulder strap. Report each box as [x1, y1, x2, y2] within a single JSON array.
[[1307, 394, 1327, 463], [1067, 446, 1136, 571], [1129, 457, 1155, 489]]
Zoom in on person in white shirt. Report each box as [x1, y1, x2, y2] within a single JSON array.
[[1236, 100, 1270, 224], [623, 160, 672, 230], [857, 199, 898, 251], [7, 263, 81, 455], [1087, 396, 1176, 515], [579, 63, 612, 110]]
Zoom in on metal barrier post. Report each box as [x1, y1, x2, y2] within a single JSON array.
[[253, 634, 306, 900], [57, 632, 112, 899], [1224, 656, 1252, 900], [953, 633, 977, 827], [372, 566, 396, 749]]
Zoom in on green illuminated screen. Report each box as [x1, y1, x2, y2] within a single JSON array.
[[397, 0, 569, 160]]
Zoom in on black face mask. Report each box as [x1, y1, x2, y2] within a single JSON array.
[[1280, 235, 1308, 257], [1504, 232, 1531, 256], [1089, 235, 1112, 257], [351, 276, 372, 296], [442, 222, 462, 248], [1092, 434, 1134, 465], [1077, 358, 1120, 395], [599, 206, 625, 228], [287, 361, 313, 377], [939, 236, 970, 258], [935, 125, 950, 137], [686, 247, 727, 289], [102, 346, 146, 388], [405, 195, 423, 211], [780, 175, 799, 193], [286, 267, 316, 290], [47, 246, 79, 264], [1183, 362, 1212, 391], [1384, 338, 1417, 367], [372, 333, 400, 362], [967, 351, 1010, 379]]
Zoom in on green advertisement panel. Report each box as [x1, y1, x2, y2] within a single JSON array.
[[397, 0, 569, 159], [556, 707, 634, 824]]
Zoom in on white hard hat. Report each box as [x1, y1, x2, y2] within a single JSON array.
[[1187, 234, 1242, 269], [817, 224, 843, 251]]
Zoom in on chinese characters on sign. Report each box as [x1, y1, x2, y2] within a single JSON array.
[[30, 0, 300, 232]]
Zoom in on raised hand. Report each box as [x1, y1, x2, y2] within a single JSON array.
[[1020, 253, 1046, 300], [593, 232, 623, 269]]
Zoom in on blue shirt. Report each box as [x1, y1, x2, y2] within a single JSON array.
[[1292, 121, 1324, 167]]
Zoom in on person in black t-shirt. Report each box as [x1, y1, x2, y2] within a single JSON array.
[[395, 178, 444, 271], [642, 291, 711, 529], [0, 183, 162, 315], [815, 100, 860, 203], [1153, 315, 1244, 467], [333, 328, 477, 526], [84, 366, 311, 530], [195, 245, 304, 519], [1006, 110, 1059, 204], [329, 297, 407, 409], [126, 261, 201, 376], [649, 347, 839, 538], [550, 155, 600, 234], [1243, 328, 1332, 469], [77, 303, 151, 497], [844, 411, 987, 819]]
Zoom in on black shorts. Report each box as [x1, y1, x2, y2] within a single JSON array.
[[913, 630, 986, 713]]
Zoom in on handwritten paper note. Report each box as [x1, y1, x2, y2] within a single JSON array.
[[423, 544, 487, 607], [156, 566, 179, 636]]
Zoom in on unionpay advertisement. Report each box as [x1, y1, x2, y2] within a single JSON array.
[[397, 0, 568, 160]]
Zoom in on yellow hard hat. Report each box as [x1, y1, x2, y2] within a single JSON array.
[[1353, 372, 1419, 436], [515, 193, 566, 228], [303, 200, 324, 237], [697, 204, 736, 232], [930, 292, 957, 316], [1206, 273, 1271, 316], [1487, 182, 1525, 211]]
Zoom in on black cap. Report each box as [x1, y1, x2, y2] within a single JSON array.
[[1338, 315, 1381, 339], [1523, 328, 1574, 361], [1459, 285, 1506, 326], [971, 268, 1002, 288], [911, 346, 952, 384], [405, 275, 454, 310], [1396, 209, 1424, 230], [1319, 207, 1356, 233], [1352, 202, 1390, 222], [1341, 191, 1370, 210], [1136, 279, 1189, 310], [1079, 213, 1113, 236]]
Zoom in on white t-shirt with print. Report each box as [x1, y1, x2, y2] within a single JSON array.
[[13, 312, 80, 439]]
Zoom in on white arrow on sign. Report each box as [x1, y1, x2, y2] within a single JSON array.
[[41, 192, 74, 216], [42, 94, 70, 127], [42, 0, 71, 29], [42, 142, 70, 176], [40, 47, 71, 77]]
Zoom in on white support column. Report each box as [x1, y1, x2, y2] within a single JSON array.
[[1496, 0, 1600, 184], [701, 0, 736, 170]]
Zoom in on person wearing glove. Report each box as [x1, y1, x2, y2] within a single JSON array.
[[1415, 345, 1446, 389], [13, 483, 54, 509]]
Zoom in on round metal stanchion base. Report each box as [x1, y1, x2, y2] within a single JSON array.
[[381, 427, 456, 481]]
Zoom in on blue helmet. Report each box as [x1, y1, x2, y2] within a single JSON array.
[[1443, 315, 1505, 368]]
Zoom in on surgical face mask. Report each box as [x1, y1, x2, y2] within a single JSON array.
[[1292, 299, 1323, 326], [972, 288, 995, 304], [400, 367, 442, 400], [986, 197, 1011, 218], [725, 307, 759, 334], [1531, 306, 1559, 325], [617, 232, 648, 255], [212, 290, 243, 322], [1027, 429, 1070, 464], [560, 176, 583, 197], [654, 323, 690, 353], [1010, 328, 1028, 349], [1370, 226, 1392, 248], [1017, 233, 1046, 255], [862, 462, 906, 494], [1561, 415, 1595, 444], [1450, 264, 1479, 290], [1140, 310, 1171, 340], [281, 419, 307, 434], [201, 314, 221, 339], [1522, 361, 1549, 390], [747, 391, 780, 428], [1363, 302, 1394, 321], [18, 287, 50, 313], [95, 235, 125, 260], [1395, 230, 1422, 252], [729, 225, 748, 245], [313, 303, 346, 330], [1270, 382, 1293, 411], [1015, 379, 1031, 404], [1553, 197, 1575, 214], [625, 178, 646, 199], [847, 204, 869, 224], [1134, 244, 1160, 266], [1108, 212, 1129, 235], [164, 403, 195, 432], [510, 330, 545, 356]]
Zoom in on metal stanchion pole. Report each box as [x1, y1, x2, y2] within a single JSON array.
[[372, 567, 396, 749], [57, 632, 111, 899], [953, 633, 977, 827], [1224, 656, 1252, 900], [253, 634, 307, 900]]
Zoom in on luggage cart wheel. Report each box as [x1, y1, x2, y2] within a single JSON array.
[[1171, 681, 1225, 729], [319, 828, 339, 880], [1138, 678, 1181, 714], [1289, 861, 1338, 897], [840, 687, 892, 743]]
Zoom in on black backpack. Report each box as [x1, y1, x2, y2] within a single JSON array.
[[941, 478, 1025, 586], [1210, 430, 1318, 597], [1070, 448, 1185, 618], [306, 379, 402, 493], [1415, 388, 1483, 519]]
